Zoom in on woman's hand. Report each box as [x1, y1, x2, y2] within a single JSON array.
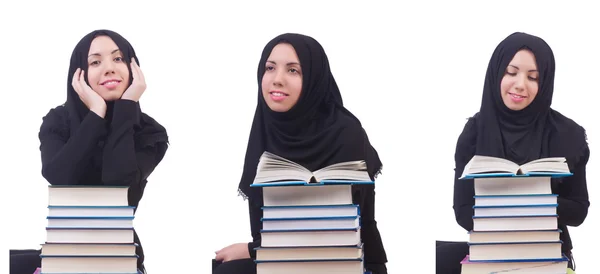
[[72, 68, 106, 118], [121, 58, 146, 102], [215, 242, 250, 263]]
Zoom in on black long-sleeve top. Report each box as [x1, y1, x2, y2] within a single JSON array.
[[246, 184, 388, 273], [453, 116, 590, 254], [38, 99, 168, 268]]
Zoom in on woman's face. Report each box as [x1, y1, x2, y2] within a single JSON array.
[[261, 43, 303, 112], [500, 49, 539, 111], [86, 35, 130, 101]]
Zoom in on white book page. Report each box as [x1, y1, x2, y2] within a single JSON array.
[[254, 152, 313, 183], [461, 155, 520, 177], [253, 172, 313, 184], [523, 157, 566, 165], [317, 161, 366, 172], [315, 170, 372, 182], [520, 162, 569, 174], [258, 152, 309, 172], [520, 157, 567, 173]]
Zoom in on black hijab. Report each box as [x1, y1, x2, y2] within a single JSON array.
[[237, 33, 382, 205], [476, 32, 586, 165], [65, 29, 168, 149]]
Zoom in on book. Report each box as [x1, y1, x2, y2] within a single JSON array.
[[468, 241, 563, 261], [45, 227, 134, 243], [255, 181, 371, 207], [460, 255, 569, 274], [46, 216, 135, 228], [261, 204, 360, 219], [261, 215, 361, 230], [460, 155, 571, 179], [47, 205, 135, 217], [47, 185, 129, 206], [260, 227, 361, 247], [42, 185, 140, 273], [255, 257, 364, 274], [472, 176, 553, 196], [472, 215, 558, 231], [40, 254, 139, 273], [255, 244, 363, 261], [468, 229, 562, 244], [40, 243, 138, 256], [473, 204, 557, 217], [252, 151, 372, 184], [455, 156, 570, 273], [473, 194, 558, 207], [251, 151, 371, 274]]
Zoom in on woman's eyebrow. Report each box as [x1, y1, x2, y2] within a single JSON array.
[[509, 64, 537, 72], [88, 49, 121, 58], [267, 60, 301, 66]]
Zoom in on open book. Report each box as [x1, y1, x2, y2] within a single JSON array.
[[252, 151, 372, 185], [460, 155, 571, 179]]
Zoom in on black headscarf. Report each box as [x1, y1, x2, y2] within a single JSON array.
[[65, 29, 168, 149], [476, 32, 586, 165], [238, 33, 382, 205]]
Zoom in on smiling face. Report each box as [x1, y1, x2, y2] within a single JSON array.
[[86, 35, 130, 101], [261, 43, 303, 112], [500, 49, 539, 111]]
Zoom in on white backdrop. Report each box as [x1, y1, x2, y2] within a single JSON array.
[[1, 1, 598, 273]]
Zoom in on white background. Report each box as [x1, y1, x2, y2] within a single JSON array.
[[1, 1, 599, 273]]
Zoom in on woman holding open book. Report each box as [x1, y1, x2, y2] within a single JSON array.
[[9, 30, 169, 274], [212, 33, 388, 274], [436, 32, 590, 273]]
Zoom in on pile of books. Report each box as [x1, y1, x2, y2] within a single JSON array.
[[40, 185, 140, 274], [459, 156, 571, 274], [250, 152, 370, 274]]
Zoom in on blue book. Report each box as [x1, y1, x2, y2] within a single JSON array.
[[473, 203, 558, 217], [47, 216, 135, 219], [464, 253, 568, 263], [39, 254, 139, 274], [255, 255, 365, 274], [460, 254, 569, 272], [472, 214, 558, 232], [251, 180, 374, 188], [473, 194, 559, 209], [46, 216, 135, 229], [261, 215, 361, 231], [468, 229, 563, 243], [255, 257, 364, 263]]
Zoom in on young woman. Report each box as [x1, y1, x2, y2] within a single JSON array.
[[213, 33, 388, 274], [9, 29, 169, 274], [436, 32, 590, 273]]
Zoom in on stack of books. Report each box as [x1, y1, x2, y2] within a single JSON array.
[[40, 185, 140, 274], [250, 152, 370, 274], [459, 156, 571, 274]]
